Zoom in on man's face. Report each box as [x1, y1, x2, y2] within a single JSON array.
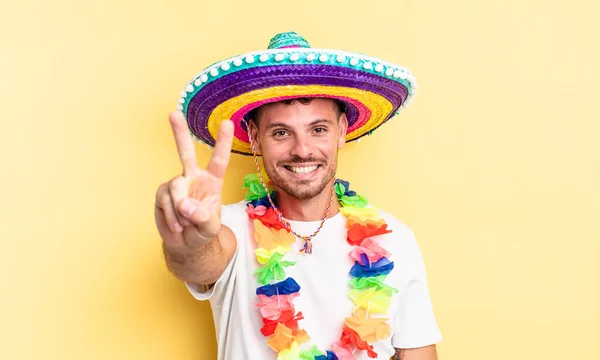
[[250, 99, 348, 200]]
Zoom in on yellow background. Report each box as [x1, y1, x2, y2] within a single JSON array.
[[2, 0, 599, 359]]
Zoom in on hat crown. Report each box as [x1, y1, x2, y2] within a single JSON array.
[[267, 32, 311, 49]]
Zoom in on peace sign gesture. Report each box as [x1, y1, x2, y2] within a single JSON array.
[[155, 111, 234, 252]]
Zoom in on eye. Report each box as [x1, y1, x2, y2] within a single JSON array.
[[313, 127, 327, 134], [273, 130, 289, 137]]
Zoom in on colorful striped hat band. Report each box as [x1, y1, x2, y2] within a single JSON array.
[[177, 32, 418, 155]]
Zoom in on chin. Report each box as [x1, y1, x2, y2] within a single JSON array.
[[273, 164, 334, 200]]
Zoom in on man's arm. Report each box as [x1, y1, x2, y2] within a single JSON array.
[[392, 345, 438, 360], [161, 224, 236, 285]]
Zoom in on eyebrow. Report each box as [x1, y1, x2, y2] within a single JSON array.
[[265, 118, 333, 130]]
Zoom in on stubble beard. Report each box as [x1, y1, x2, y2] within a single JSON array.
[[264, 154, 338, 201]]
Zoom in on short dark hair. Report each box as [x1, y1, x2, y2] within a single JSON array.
[[247, 97, 346, 126]]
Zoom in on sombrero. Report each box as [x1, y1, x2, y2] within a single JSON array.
[[177, 31, 418, 155]]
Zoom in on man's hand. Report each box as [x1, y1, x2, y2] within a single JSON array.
[[155, 111, 236, 284]]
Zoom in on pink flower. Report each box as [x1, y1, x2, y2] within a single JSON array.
[[349, 238, 391, 265], [331, 342, 356, 360], [255, 293, 299, 320], [246, 204, 267, 217]]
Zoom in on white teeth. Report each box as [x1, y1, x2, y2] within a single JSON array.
[[290, 165, 318, 174]]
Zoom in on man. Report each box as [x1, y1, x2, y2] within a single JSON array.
[[155, 32, 441, 360]]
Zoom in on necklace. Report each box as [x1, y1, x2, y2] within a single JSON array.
[[244, 173, 398, 359]]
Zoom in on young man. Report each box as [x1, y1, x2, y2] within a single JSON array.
[[155, 32, 441, 360]]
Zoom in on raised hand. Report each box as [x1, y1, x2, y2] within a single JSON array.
[[155, 111, 234, 252]]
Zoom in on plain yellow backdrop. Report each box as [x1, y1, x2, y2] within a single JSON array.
[[2, 0, 599, 359]]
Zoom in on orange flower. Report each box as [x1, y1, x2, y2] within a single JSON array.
[[267, 323, 310, 352], [346, 223, 392, 246], [344, 308, 391, 342]]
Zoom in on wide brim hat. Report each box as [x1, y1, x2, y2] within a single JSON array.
[[177, 32, 418, 155]]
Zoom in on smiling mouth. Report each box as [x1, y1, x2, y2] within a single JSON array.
[[284, 165, 320, 174]]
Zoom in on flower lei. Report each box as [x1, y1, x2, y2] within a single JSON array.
[[243, 174, 398, 360]]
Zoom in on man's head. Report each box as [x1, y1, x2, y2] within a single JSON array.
[[248, 98, 348, 200]]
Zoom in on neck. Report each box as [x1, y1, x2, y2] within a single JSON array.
[[276, 179, 341, 221]]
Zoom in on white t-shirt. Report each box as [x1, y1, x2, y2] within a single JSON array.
[[186, 201, 442, 360]]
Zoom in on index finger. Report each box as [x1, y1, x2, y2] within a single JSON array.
[[169, 111, 198, 176]]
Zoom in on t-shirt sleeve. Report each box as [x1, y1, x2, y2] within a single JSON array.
[[391, 228, 442, 348], [185, 202, 245, 301]]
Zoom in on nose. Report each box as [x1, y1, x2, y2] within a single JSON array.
[[290, 133, 313, 159]]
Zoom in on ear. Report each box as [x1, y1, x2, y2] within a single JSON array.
[[249, 119, 262, 154], [338, 113, 348, 148]]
